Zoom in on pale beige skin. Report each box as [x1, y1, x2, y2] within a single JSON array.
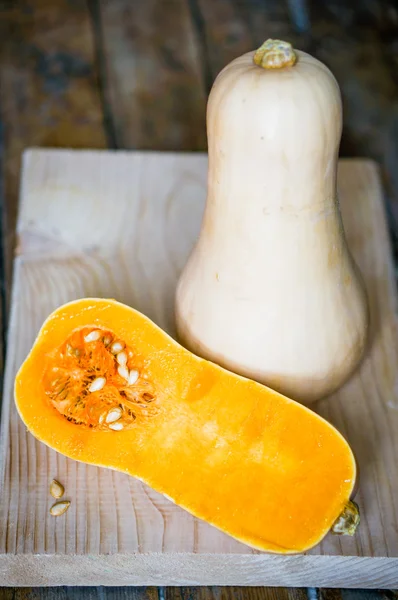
[[175, 48, 369, 405]]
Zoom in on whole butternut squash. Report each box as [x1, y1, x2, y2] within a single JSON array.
[[175, 39, 369, 404], [15, 298, 359, 554]]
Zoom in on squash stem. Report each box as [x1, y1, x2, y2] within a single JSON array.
[[331, 500, 360, 536], [253, 39, 297, 70]]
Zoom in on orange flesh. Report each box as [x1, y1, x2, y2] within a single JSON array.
[[15, 298, 357, 554]]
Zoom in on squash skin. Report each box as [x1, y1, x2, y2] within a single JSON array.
[[175, 48, 369, 404], [15, 298, 357, 554]]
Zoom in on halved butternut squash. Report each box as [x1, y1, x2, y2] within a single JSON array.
[[15, 298, 358, 553]]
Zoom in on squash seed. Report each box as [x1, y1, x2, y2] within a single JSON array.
[[105, 407, 122, 423], [50, 479, 65, 499], [66, 344, 80, 357], [50, 500, 70, 517], [109, 422, 124, 431], [88, 377, 106, 393], [117, 365, 129, 381], [116, 351, 127, 366], [111, 341, 125, 354], [84, 330, 101, 343], [128, 370, 139, 385], [103, 335, 112, 347]]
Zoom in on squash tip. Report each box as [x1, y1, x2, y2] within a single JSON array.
[[331, 500, 360, 536], [253, 39, 297, 70]]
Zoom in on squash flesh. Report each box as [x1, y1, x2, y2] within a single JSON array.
[[15, 298, 357, 554]]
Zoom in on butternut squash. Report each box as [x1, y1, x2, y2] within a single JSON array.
[[175, 39, 369, 404], [15, 297, 359, 554]]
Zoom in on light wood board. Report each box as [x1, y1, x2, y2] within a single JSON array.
[[0, 149, 398, 588]]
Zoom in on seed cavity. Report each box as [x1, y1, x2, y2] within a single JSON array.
[[84, 330, 101, 343], [105, 407, 122, 423], [50, 479, 65, 499], [111, 341, 125, 354], [66, 344, 81, 358], [44, 327, 156, 432], [103, 335, 112, 347], [88, 377, 106, 393], [50, 501, 71, 517], [118, 365, 129, 381], [109, 422, 124, 431], [116, 351, 127, 366], [128, 370, 139, 385]]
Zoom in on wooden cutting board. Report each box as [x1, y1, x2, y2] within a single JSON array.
[[1, 149, 398, 588]]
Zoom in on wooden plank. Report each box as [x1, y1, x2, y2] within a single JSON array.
[[318, 592, 343, 600], [0, 0, 107, 309], [188, 0, 254, 83], [98, 0, 207, 151], [321, 591, 398, 600], [0, 150, 398, 587], [0, 589, 393, 600], [0, 588, 159, 599], [191, 0, 299, 86], [165, 588, 309, 599], [306, 1, 398, 237]]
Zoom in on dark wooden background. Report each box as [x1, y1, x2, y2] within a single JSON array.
[[1, 588, 398, 600], [0, 0, 398, 598]]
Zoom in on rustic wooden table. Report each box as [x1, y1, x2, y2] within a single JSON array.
[[0, 0, 397, 598]]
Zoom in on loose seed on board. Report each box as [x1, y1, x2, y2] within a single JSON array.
[[50, 479, 64, 499], [84, 330, 101, 343], [50, 501, 71, 517], [105, 407, 122, 423], [118, 365, 129, 381], [103, 335, 112, 347], [88, 377, 106, 393], [109, 422, 124, 431], [116, 351, 127, 366], [111, 341, 125, 354], [128, 370, 139, 385]]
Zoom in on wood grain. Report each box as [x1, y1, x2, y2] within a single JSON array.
[[165, 588, 309, 599], [320, 591, 398, 600], [0, 588, 313, 600], [0, 0, 107, 308], [0, 588, 159, 599], [0, 589, 395, 600], [189, 0, 254, 82], [0, 150, 398, 587], [98, 0, 207, 150]]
